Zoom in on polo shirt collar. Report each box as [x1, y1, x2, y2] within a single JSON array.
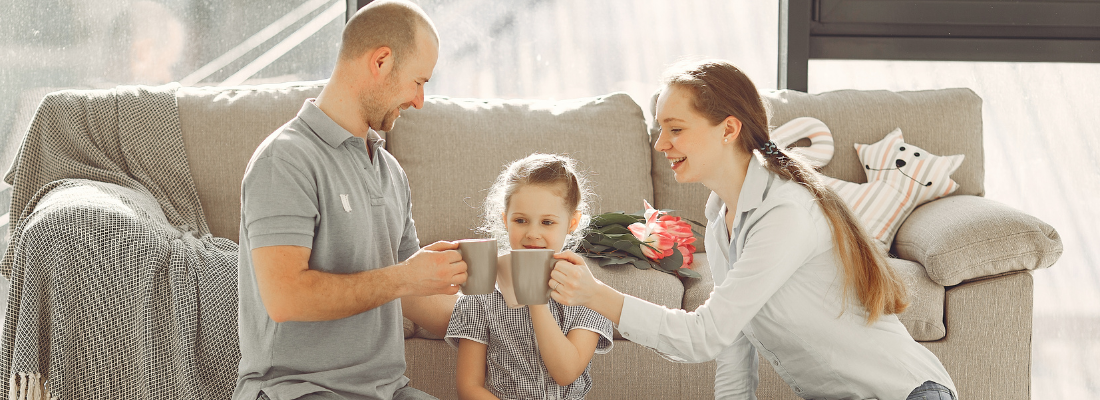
[[704, 155, 772, 220], [298, 99, 385, 149]]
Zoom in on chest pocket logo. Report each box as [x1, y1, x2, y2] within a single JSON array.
[[340, 194, 352, 213]]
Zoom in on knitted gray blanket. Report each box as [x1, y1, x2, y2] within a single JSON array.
[[1, 85, 239, 399]]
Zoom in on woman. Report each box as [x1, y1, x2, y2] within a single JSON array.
[[548, 60, 957, 400]]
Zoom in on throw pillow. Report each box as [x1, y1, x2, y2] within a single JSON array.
[[821, 128, 965, 249], [770, 116, 834, 168]]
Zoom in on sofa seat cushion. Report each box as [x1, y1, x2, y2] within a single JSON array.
[[891, 258, 947, 341], [588, 256, 685, 340], [386, 93, 654, 245], [894, 195, 1062, 286]]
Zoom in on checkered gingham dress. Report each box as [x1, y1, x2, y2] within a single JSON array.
[[0, 84, 239, 400], [445, 290, 613, 400]]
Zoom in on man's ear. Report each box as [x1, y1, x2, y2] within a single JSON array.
[[364, 46, 395, 79], [568, 210, 582, 233], [722, 116, 743, 143]]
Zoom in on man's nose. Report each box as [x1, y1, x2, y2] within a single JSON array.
[[412, 87, 425, 109]]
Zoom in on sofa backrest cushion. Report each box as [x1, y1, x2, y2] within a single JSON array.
[[651, 88, 985, 250], [177, 81, 325, 241], [386, 93, 654, 245]]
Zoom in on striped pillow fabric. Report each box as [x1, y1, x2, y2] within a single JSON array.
[[821, 128, 965, 249], [771, 117, 834, 167]]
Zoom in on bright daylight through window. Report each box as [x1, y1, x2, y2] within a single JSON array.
[[0, 0, 1096, 396]]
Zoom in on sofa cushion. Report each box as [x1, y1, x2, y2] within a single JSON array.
[[177, 81, 326, 242], [651, 88, 985, 251], [386, 93, 654, 245], [894, 195, 1062, 286], [891, 258, 946, 341]]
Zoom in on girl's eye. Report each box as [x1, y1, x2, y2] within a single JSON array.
[[542, 220, 555, 226], [513, 218, 527, 224]]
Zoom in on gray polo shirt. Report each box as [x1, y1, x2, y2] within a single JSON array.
[[234, 99, 421, 400]]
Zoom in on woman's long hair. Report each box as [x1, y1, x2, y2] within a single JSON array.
[[663, 59, 907, 323]]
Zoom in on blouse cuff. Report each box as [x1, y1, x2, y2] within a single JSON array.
[[616, 295, 665, 348]]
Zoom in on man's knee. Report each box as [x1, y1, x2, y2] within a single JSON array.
[[393, 385, 437, 400]]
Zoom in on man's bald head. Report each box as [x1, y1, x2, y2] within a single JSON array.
[[339, 0, 439, 67]]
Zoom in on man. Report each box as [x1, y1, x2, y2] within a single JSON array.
[[234, 1, 466, 399]]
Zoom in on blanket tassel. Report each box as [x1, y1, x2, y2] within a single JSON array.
[[8, 373, 51, 400]]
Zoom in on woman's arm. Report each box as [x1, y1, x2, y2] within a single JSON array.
[[528, 305, 601, 386], [455, 339, 500, 400], [549, 252, 625, 324], [552, 203, 819, 363]]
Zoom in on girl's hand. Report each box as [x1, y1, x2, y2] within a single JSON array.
[[549, 251, 602, 308]]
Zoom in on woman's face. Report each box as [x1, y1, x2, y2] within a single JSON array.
[[653, 85, 734, 184]]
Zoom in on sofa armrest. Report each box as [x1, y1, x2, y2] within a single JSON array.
[[893, 195, 1062, 286]]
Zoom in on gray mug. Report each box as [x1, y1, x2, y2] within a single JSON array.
[[457, 239, 498, 295], [510, 249, 557, 305]]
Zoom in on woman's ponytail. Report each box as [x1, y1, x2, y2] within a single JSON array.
[[663, 59, 907, 323]]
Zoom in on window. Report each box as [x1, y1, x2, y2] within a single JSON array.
[[419, 0, 779, 115], [0, 0, 346, 178], [810, 59, 1100, 396]]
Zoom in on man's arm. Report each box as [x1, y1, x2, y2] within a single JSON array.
[[401, 294, 459, 338], [253, 241, 467, 323]]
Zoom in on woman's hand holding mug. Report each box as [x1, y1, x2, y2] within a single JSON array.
[[549, 251, 602, 307]]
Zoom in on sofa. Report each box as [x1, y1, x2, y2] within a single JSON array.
[[1, 80, 1062, 399]]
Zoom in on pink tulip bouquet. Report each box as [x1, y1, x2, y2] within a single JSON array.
[[578, 200, 703, 279]]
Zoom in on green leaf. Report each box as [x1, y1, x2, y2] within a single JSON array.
[[612, 240, 635, 251], [587, 244, 613, 253], [598, 224, 632, 235], [597, 257, 632, 267], [594, 235, 620, 247], [658, 247, 684, 271], [676, 268, 702, 279], [630, 258, 653, 270], [592, 212, 642, 227]]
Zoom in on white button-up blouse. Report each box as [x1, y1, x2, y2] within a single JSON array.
[[617, 156, 956, 400]]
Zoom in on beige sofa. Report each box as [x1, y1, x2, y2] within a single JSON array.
[[8, 81, 1062, 399]]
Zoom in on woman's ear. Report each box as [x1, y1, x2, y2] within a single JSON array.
[[722, 116, 743, 143], [568, 210, 582, 233]]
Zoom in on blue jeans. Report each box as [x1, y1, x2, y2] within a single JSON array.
[[906, 381, 957, 400]]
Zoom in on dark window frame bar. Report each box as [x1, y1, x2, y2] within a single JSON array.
[[778, 0, 1100, 91]]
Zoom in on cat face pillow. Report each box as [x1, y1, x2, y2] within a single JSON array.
[[821, 128, 965, 249]]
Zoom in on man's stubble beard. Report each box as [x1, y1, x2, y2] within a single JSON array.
[[360, 69, 403, 132]]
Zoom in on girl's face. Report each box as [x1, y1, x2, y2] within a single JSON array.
[[502, 184, 581, 252], [653, 85, 741, 184]]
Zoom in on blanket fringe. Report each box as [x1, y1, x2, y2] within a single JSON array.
[[8, 373, 52, 400]]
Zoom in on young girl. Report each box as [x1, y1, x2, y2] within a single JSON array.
[[550, 60, 957, 400], [445, 153, 613, 400]]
